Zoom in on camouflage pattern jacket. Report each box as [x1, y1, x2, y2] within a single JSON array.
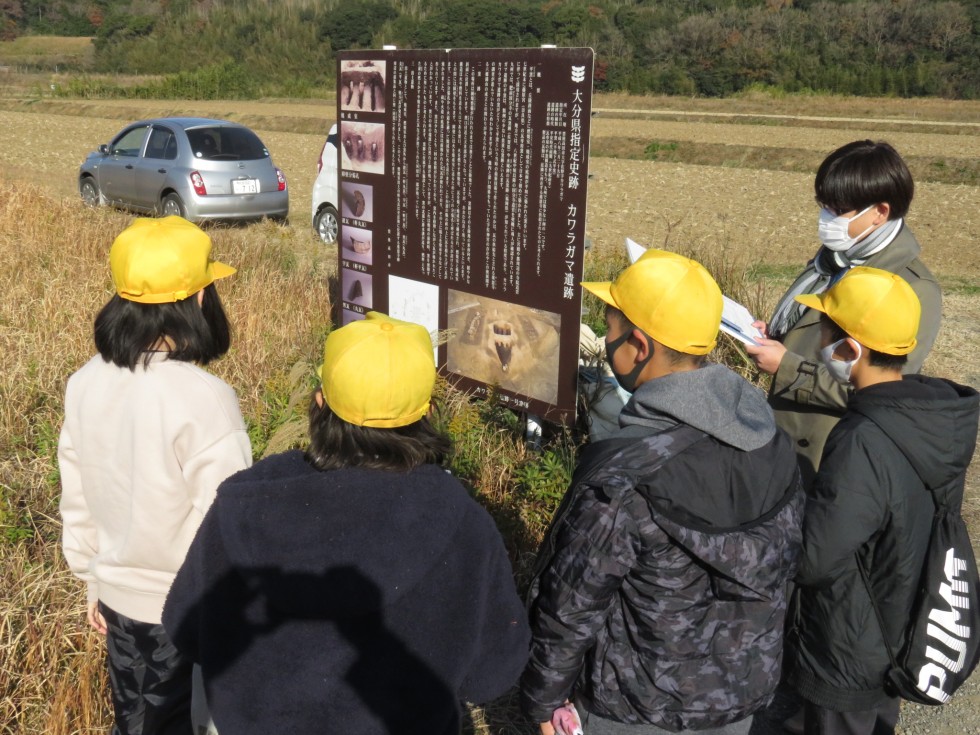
[[521, 423, 804, 730]]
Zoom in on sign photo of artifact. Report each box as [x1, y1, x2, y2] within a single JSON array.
[[341, 268, 373, 309], [447, 291, 561, 405], [342, 182, 374, 223], [340, 59, 386, 113], [342, 225, 373, 265], [340, 121, 385, 175]]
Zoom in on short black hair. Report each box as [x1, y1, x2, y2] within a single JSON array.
[[93, 283, 231, 369], [815, 140, 914, 220], [304, 395, 452, 473], [819, 312, 907, 371], [606, 306, 707, 368]]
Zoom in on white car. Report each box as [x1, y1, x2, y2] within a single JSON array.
[[311, 124, 339, 244]]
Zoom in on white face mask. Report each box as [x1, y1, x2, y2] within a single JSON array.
[[820, 338, 862, 385], [817, 204, 876, 252]]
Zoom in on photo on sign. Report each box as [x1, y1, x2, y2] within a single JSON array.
[[342, 268, 373, 309], [340, 122, 385, 175], [342, 182, 374, 223], [340, 59, 386, 113], [341, 225, 373, 265], [446, 291, 561, 405]]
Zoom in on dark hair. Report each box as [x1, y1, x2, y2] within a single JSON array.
[[607, 306, 707, 368], [819, 313, 907, 371], [814, 140, 914, 219], [93, 283, 231, 369], [304, 395, 452, 472]]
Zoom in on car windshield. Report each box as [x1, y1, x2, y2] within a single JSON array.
[[186, 126, 270, 161]]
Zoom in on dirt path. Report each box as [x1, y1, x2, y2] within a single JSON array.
[[590, 116, 980, 158], [595, 106, 980, 129]]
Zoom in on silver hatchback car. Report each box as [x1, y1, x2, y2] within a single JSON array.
[[79, 117, 289, 223]]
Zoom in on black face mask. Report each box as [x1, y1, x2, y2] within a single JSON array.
[[605, 328, 654, 394]]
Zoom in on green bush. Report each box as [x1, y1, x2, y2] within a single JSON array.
[[643, 141, 679, 161], [411, 0, 551, 48], [318, 1, 397, 50], [18, 0, 979, 99]]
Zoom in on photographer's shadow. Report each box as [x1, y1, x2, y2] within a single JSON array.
[[170, 565, 462, 733]]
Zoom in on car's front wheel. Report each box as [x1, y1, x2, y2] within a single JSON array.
[[315, 205, 339, 245], [80, 177, 101, 207], [161, 193, 186, 218]]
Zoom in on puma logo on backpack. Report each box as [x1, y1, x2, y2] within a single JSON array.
[[860, 455, 980, 705], [886, 512, 980, 704]]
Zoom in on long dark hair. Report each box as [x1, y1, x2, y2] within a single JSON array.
[[304, 395, 452, 473], [93, 283, 231, 369]]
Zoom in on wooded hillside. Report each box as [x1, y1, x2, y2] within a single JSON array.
[[2, 0, 978, 98]]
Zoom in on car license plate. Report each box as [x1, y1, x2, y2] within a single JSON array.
[[232, 178, 259, 194]]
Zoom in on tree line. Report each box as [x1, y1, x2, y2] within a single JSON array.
[[4, 0, 979, 99]]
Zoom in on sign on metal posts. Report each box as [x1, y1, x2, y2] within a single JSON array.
[[336, 47, 594, 423]]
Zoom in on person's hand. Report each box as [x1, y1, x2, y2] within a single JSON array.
[[745, 337, 787, 376], [751, 320, 769, 339], [539, 723, 556, 735], [87, 601, 108, 636]]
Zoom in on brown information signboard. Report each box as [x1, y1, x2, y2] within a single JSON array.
[[336, 47, 594, 423]]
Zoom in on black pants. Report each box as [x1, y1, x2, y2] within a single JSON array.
[[100, 603, 194, 735], [803, 697, 900, 735]]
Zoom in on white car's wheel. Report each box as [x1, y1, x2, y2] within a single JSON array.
[[315, 205, 339, 245]]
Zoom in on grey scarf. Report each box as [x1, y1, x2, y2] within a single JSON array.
[[769, 218, 903, 339]]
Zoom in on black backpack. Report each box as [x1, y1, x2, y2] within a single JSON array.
[[859, 444, 980, 705]]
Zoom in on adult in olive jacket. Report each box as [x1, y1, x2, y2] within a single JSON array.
[[747, 140, 941, 487]]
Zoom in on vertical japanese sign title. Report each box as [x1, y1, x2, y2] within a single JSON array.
[[336, 48, 594, 423]]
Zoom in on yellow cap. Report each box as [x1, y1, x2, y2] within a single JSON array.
[[581, 249, 722, 355], [319, 312, 435, 428], [795, 266, 920, 355], [110, 216, 236, 303]]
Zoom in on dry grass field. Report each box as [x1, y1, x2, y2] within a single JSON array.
[[0, 90, 978, 734], [0, 36, 94, 70]]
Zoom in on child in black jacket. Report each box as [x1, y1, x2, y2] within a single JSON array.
[[788, 267, 979, 735]]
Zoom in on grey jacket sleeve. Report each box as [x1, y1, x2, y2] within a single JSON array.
[[520, 483, 638, 723], [904, 263, 942, 375]]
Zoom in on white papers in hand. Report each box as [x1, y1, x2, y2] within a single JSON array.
[[721, 296, 763, 345]]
